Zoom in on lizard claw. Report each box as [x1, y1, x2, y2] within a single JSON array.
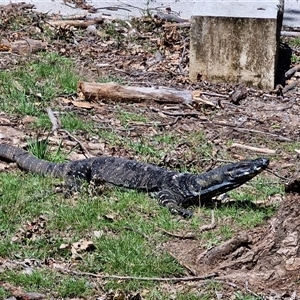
[[169, 206, 193, 218]]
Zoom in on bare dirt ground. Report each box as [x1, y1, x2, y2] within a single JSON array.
[[1, 2, 300, 298]]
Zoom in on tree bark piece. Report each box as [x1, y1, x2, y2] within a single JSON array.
[[283, 80, 299, 93], [285, 64, 300, 79], [77, 81, 194, 104], [1, 39, 47, 55], [230, 85, 248, 104], [198, 232, 249, 264]]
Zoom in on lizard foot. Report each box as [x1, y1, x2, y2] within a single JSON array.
[[169, 206, 193, 218]]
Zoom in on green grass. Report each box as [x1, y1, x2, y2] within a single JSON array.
[[1, 269, 93, 298], [234, 291, 264, 300], [0, 52, 79, 116], [97, 75, 125, 84], [118, 110, 148, 126], [290, 37, 300, 47], [291, 54, 300, 64], [61, 112, 94, 132]]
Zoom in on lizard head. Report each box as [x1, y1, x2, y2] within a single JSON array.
[[225, 157, 269, 183], [190, 157, 270, 203], [184, 157, 270, 204]]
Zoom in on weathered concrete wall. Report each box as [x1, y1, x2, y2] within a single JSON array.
[[189, 1, 283, 89]]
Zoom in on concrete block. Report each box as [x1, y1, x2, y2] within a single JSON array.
[[190, 1, 284, 89]]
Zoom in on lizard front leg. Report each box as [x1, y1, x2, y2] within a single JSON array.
[[157, 189, 193, 218]]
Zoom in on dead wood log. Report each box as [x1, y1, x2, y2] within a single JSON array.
[[77, 81, 194, 105], [230, 85, 248, 104], [285, 64, 300, 79], [281, 31, 300, 37], [47, 18, 103, 29], [198, 232, 249, 265], [1, 39, 47, 55], [283, 80, 299, 94]]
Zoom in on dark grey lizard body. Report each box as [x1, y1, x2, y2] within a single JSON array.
[[0, 144, 269, 217]]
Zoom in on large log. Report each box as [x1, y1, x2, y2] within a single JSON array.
[[77, 81, 194, 105]]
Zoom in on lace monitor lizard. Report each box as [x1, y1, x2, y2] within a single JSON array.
[[0, 143, 269, 217]]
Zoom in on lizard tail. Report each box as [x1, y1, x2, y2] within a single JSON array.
[[0, 144, 66, 177]]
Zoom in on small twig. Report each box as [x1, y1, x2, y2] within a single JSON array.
[[167, 252, 198, 276], [59, 129, 92, 158], [158, 116, 180, 127], [261, 93, 282, 99], [46, 107, 60, 133], [159, 227, 196, 239], [230, 143, 276, 155], [208, 121, 292, 142], [199, 211, 216, 232], [55, 266, 217, 281], [265, 168, 287, 181], [151, 106, 200, 117], [200, 91, 229, 99], [215, 278, 238, 288], [245, 281, 263, 299]]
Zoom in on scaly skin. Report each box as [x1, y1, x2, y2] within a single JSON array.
[[0, 144, 269, 217]]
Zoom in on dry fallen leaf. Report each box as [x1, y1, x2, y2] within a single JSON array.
[[72, 239, 95, 253], [72, 101, 94, 109], [22, 116, 38, 124], [93, 230, 104, 238], [113, 290, 126, 300]]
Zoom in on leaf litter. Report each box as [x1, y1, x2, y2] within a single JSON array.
[[1, 2, 300, 299]]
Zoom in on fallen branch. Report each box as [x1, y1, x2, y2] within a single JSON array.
[[47, 18, 103, 29], [55, 265, 217, 281], [77, 81, 194, 105], [230, 143, 276, 155]]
